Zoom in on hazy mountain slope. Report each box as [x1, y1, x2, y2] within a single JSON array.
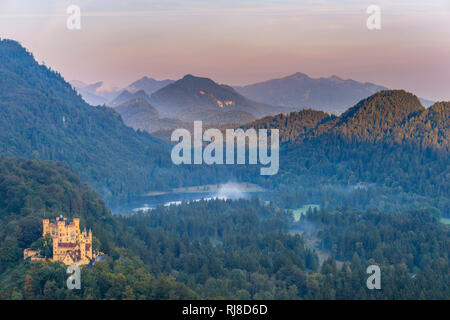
[[70, 81, 121, 106], [70, 81, 107, 105], [235, 73, 389, 113], [108, 89, 154, 106], [114, 98, 186, 133], [115, 99, 160, 120], [126, 76, 174, 95], [149, 74, 291, 123]]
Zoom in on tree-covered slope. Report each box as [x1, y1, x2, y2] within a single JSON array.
[[241, 109, 333, 143], [242, 90, 448, 149], [237, 90, 450, 215], [0, 39, 183, 203], [331, 90, 426, 143], [0, 157, 114, 269], [0, 157, 197, 299]]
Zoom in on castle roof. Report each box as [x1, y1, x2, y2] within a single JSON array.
[[58, 242, 77, 248]]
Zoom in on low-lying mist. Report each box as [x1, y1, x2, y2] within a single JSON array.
[[214, 182, 249, 200]]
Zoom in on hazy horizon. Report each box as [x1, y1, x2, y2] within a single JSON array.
[[1, 0, 449, 101]]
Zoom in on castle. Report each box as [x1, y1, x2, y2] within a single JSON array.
[[24, 216, 101, 266]]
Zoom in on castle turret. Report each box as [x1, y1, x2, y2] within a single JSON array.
[[43, 219, 50, 236], [73, 218, 80, 233]]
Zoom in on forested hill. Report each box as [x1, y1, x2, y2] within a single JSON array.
[[0, 157, 198, 299], [0, 157, 115, 267], [241, 109, 333, 143], [0, 39, 184, 203], [238, 90, 449, 216], [242, 90, 449, 150]]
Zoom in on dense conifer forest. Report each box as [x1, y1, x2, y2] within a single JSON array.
[[0, 158, 448, 299]]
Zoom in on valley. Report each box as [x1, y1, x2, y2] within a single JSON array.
[[0, 38, 448, 301]]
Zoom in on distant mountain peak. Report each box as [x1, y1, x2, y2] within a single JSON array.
[[126, 76, 174, 96], [327, 75, 343, 81], [109, 89, 152, 106], [149, 74, 290, 123], [287, 72, 311, 80], [132, 76, 160, 84], [340, 89, 424, 120], [180, 74, 216, 84]]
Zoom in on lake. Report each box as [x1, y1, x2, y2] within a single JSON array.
[[111, 182, 266, 214]]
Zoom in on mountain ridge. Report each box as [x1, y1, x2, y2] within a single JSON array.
[[240, 90, 449, 150], [234, 72, 434, 113], [149, 74, 291, 123], [126, 76, 174, 95], [109, 89, 152, 106]]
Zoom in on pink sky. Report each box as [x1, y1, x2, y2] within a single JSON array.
[[0, 0, 449, 101]]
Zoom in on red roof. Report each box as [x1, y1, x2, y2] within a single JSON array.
[[58, 242, 77, 248]]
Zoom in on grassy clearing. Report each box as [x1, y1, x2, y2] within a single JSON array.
[[292, 204, 320, 221]]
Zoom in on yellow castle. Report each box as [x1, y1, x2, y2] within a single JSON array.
[[24, 216, 101, 266]]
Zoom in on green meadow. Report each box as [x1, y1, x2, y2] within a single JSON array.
[[292, 204, 320, 221]]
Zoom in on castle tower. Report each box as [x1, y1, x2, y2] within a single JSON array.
[[43, 219, 50, 236], [73, 218, 80, 232], [52, 237, 59, 259], [87, 229, 93, 259]]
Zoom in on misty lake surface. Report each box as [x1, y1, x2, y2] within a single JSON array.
[[111, 182, 266, 214]]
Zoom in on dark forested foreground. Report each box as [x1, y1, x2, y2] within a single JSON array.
[[0, 157, 448, 300]]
